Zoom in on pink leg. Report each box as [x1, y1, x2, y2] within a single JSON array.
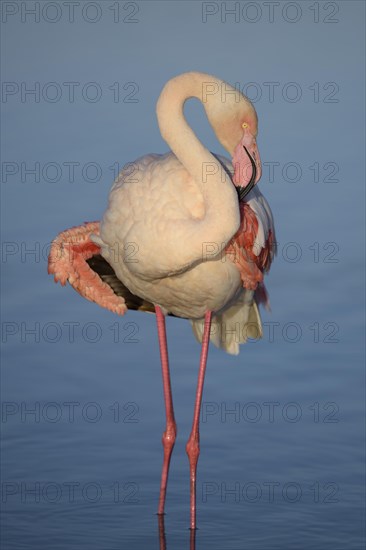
[[186, 311, 212, 530], [155, 305, 177, 515]]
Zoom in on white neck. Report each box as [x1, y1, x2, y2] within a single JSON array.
[[155, 72, 257, 267]]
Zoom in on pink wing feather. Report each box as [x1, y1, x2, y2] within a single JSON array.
[[225, 202, 274, 307], [48, 221, 127, 315]]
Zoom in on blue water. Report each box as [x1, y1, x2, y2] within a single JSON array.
[[1, 1, 365, 549]]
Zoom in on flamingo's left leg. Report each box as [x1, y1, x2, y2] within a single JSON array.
[[186, 310, 212, 530], [155, 305, 177, 515]]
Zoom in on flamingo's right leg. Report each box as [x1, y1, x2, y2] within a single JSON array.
[[186, 310, 212, 530], [155, 305, 177, 515]]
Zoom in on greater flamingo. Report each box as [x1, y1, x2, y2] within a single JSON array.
[[48, 71, 275, 529]]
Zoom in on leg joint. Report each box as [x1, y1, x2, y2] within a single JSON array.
[[162, 423, 177, 450], [186, 437, 200, 462]]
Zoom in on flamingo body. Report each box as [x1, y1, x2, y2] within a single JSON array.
[[96, 151, 272, 321]]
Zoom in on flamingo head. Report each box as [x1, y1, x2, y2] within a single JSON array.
[[232, 123, 262, 201]]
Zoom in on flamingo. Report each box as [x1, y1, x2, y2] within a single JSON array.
[[48, 71, 275, 529]]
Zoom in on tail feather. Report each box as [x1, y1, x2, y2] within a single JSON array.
[[190, 289, 263, 356]]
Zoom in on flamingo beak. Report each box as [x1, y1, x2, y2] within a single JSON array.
[[237, 147, 257, 200], [232, 125, 262, 200]]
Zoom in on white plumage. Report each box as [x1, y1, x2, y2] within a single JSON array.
[[95, 150, 273, 353]]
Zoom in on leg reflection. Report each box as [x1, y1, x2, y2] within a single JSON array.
[[157, 514, 167, 550], [157, 513, 197, 550], [190, 526, 197, 550]]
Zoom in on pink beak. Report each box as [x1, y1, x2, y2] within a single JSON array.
[[232, 126, 262, 197]]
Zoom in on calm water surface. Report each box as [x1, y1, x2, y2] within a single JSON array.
[[1, 2, 365, 549]]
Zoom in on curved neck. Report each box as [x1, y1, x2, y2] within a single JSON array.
[[154, 72, 257, 265], [156, 73, 229, 192]]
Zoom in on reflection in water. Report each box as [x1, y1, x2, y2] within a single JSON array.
[[157, 515, 197, 550], [189, 527, 197, 550], [157, 515, 167, 550]]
